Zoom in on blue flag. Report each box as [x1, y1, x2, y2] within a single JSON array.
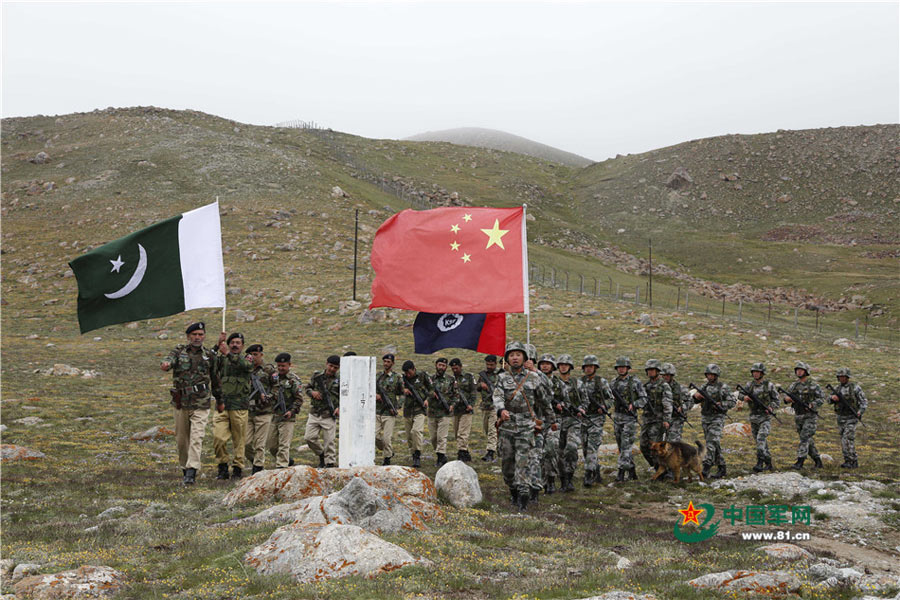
[[413, 312, 505, 355]]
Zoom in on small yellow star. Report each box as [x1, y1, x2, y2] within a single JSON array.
[[450, 224, 460, 234], [461, 253, 471, 263], [481, 219, 509, 250], [463, 213, 472, 222], [450, 241, 460, 251]]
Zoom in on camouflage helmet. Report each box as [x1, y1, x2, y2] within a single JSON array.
[[524, 343, 537, 362], [836, 367, 852, 378], [556, 354, 575, 368], [537, 353, 557, 369], [704, 364, 721, 376], [504, 341, 528, 359], [794, 361, 811, 375], [661, 362, 676, 376], [582, 354, 600, 368], [644, 359, 663, 372], [750, 362, 767, 374], [613, 356, 632, 369]]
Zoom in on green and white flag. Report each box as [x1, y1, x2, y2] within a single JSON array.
[[69, 202, 226, 333]]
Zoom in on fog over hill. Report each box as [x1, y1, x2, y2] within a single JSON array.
[[404, 127, 594, 167]]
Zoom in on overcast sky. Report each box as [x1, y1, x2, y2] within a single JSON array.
[[2, 1, 897, 160]]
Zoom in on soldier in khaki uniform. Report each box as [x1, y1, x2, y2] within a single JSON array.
[[450, 358, 476, 462], [244, 344, 275, 474], [305, 355, 340, 467], [213, 332, 254, 480], [265, 353, 305, 468], [478, 355, 500, 462], [375, 354, 401, 465], [429, 357, 454, 468], [161, 322, 222, 485], [401, 360, 431, 468]]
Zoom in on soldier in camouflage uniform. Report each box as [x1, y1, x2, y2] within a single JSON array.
[[640, 359, 673, 473], [610, 357, 647, 482], [661, 363, 692, 443], [429, 358, 454, 468], [401, 360, 432, 468], [782, 361, 824, 470], [244, 344, 275, 474], [555, 354, 584, 492], [161, 322, 222, 485], [450, 358, 476, 462], [265, 353, 305, 468], [304, 355, 340, 468], [478, 355, 500, 462], [829, 367, 867, 469], [739, 363, 779, 472], [213, 332, 254, 480], [525, 350, 555, 501], [689, 364, 736, 479], [375, 353, 402, 465], [538, 354, 563, 495], [493, 341, 554, 511], [579, 355, 613, 487]]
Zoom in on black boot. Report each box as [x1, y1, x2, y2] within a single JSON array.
[[752, 457, 766, 473], [382, 456, 391, 466], [563, 473, 575, 493], [516, 491, 529, 512], [530, 488, 539, 504], [324, 462, 336, 468], [483, 449, 496, 462], [764, 457, 773, 471], [628, 467, 637, 481], [288, 457, 295, 467], [251, 465, 263, 475], [616, 468, 626, 482], [317, 454, 325, 468], [583, 468, 594, 488], [849, 459, 858, 469], [813, 456, 824, 469], [231, 466, 242, 480], [412, 450, 421, 469], [436, 453, 447, 467], [462, 450, 472, 462], [509, 487, 519, 505], [184, 468, 197, 485], [594, 469, 602, 485], [216, 463, 229, 480], [457, 450, 465, 462], [545, 476, 555, 495], [791, 457, 805, 470], [713, 465, 726, 479], [702, 464, 711, 479]]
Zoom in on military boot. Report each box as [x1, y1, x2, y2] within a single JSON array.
[[216, 463, 229, 480], [288, 457, 295, 467], [516, 491, 529, 512], [530, 488, 540, 504], [317, 454, 326, 468], [457, 450, 465, 462], [184, 468, 197, 485], [436, 453, 447, 467], [616, 468, 626, 482], [583, 469, 594, 488], [713, 465, 727, 479], [251, 465, 264, 475], [813, 456, 824, 469], [752, 456, 766, 473], [849, 459, 858, 469], [463, 450, 472, 462], [382, 456, 391, 466], [509, 487, 519, 505], [325, 462, 336, 468], [594, 469, 602, 485], [628, 467, 637, 481], [563, 473, 575, 493], [412, 450, 421, 469], [231, 466, 242, 480], [483, 450, 496, 463], [702, 464, 711, 479], [791, 457, 805, 470], [764, 457, 774, 471], [545, 476, 556, 495]]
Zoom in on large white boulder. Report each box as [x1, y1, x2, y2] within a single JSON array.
[[434, 460, 482, 508]]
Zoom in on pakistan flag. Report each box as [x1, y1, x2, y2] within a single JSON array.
[[69, 202, 226, 334]]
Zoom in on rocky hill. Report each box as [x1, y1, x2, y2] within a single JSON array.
[[405, 126, 594, 167]]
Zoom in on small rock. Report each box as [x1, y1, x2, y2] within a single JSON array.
[[616, 557, 633, 570], [638, 313, 653, 326], [98, 506, 127, 520], [130, 426, 175, 441], [13, 417, 43, 426], [1, 444, 46, 461], [14, 565, 126, 598], [331, 186, 348, 198], [434, 461, 482, 508], [757, 543, 813, 561], [833, 338, 858, 349], [358, 309, 386, 324], [11, 563, 42, 582], [30, 152, 50, 164]]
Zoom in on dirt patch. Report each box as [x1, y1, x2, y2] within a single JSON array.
[[762, 225, 825, 242]]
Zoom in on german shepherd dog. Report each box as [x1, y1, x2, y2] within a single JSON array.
[[650, 440, 706, 483]]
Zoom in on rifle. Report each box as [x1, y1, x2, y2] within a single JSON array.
[[777, 386, 818, 415], [403, 375, 428, 411], [453, 378, 473, 413], [376, 377, 398, 416], [689, 383, 733, 420], [737, 384, 782, 424], [555, 378, 584, 417], [584, 380, 611, 418], [478, 371, 495, 394], [609, 384, 637, 418], [433, 379, 452, 414], [272, 378, 288, 416], [248, 372, 269, 410], [317, 374, 337, 417], [826, 384, 865, 425], [670, 387, 694, 428]]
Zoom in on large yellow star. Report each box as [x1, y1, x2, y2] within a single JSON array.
[[450, 224, 460, 234], [679, 501, 704, 526], [461, 253, 471, 263], [481, 219, 509, 250], [463, 213, 472, 222], [450, 241, 460, 251]]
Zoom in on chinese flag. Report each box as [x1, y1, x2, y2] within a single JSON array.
[[370, 207, 528, 314]]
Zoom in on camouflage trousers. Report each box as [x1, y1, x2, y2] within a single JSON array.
[[749, 415, 773, 460], [836, 415, 859, 462], [499, 413, 536, 495], [613, 415, 638, 470], [667, 417, 687, 442], [794, 414, 820, 460], [639, 419, 666, 468], [581, 414, 606, 472], [559, 416, 583, 477], [542, 426, 560, 485], [528, 428, 545, 491], [701, 416, 726, 468]]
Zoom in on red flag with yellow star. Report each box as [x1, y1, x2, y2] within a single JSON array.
[[370, 206, 528, 314]]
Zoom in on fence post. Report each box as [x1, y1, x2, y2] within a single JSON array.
[[815, 308, 820, 332], [608, 276, 613, 297], [721, 298, 726, 316], [579, 274, 584, 294], [855, 318, 859, 339], [738, 300, 743, 322], [794, 307, 799, 328], [864, 313, 869, 339], [676, 286, 681, 311], [635, 286, 640, 305], [616, 283, 620, 301], [768, 299, 772, 323], [685, 290, 689, 311], [551, 267, 556, 287], [565, 270, 569, 291]]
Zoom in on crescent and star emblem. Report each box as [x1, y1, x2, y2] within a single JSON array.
[[104, 244, 148, 299]]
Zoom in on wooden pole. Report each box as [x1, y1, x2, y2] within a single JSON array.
[[352, 208, 359, 301], [648, 238, 653, 307]]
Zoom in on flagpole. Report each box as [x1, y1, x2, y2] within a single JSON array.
[[217, 195, 226, 334], [523, 203, 530, 346]]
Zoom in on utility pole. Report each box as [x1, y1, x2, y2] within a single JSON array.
[[648, 238, 653, 307]]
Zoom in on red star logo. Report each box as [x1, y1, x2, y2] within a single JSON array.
[[678, 501, 704, 526]]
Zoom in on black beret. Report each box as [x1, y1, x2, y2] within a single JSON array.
[[227, 332, 244, 344], [485, 355, 498, 362], [327, 355, 341, 366], [435, 357, 448, 365], [383, 353, 395, 361], [185, 322, 205, 334], [449, 358, 462, 367], [402, 360, 415, 372], [246, 344, 263, 353], [343, 351, 357, 356], [274, 352, 291, 363]]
